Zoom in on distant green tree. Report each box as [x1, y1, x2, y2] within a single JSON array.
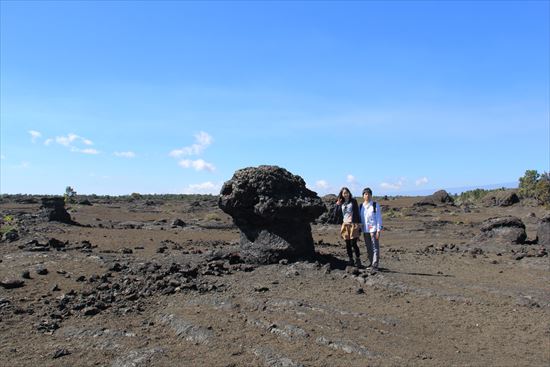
[[64, 186, 77, 204], [129, 192, 142, 202], [518, 170, 539, 198], [518, 170, 550, 205], [535, 173, 550, 204]]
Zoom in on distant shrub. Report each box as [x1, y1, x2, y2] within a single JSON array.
[[456, 188, 492, 204], [203, 213, 222, 222], [1, 215, 16, 236], [383, 208, 402, 219]]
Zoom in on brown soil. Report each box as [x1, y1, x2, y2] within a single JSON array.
[[1, 196, 549, 367]]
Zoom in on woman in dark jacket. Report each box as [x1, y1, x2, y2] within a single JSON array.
[[330, 187, 362, 267]]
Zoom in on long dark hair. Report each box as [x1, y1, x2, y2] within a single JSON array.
[[337, 187, 353, 203]]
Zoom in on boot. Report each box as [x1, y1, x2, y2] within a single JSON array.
[[355, 257, 362, 268]]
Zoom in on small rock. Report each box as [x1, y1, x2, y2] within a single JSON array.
[[36, 266, 48, 275], [0, 278, 25, 289], [53, 348, 70, 359], [21, 270, 31, 279], [321, 263, 331, 274], [51, 284, 60, 292], [356, 288, 365, 294], [82, 306, 100, 316], [171, 218, 186, 227], [2, 229, 19, 242], [109, 263, 124, 272]]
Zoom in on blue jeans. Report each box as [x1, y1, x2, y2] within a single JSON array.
[[363, 232, 379, 268]]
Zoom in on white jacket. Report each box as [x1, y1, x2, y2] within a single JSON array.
[[360, 201, 383, 233]]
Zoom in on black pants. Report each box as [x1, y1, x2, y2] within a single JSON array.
[[345, 238, 360, 262]]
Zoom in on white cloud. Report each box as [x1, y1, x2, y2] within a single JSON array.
[[310, 179, 334, 195], [78, 148, 99, 155], [56, 133, 79, 146], [48, 133, 98, 154], [380, 178, 406, 190], [29, 130, 42, 143], [178, 158, 216, 172], [114, 151, 136, 158], [195, 131, 213, 146], [170, 131, 213, 158], [380, 182, 401, 190], [344, 174, 362, 194], [71, 147, 99, 154], [315, 180, 329, 190], [181, 181, 221, 194], [416, 177, 429, 186]]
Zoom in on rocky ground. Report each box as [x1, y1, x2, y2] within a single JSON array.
[[0, 194, 549, 366]]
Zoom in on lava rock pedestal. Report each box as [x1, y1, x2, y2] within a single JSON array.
[[40, 197, 73, 224], [218, 166, 325, 264]]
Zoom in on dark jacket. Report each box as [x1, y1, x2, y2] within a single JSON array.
[[329, 198, 361, 224]]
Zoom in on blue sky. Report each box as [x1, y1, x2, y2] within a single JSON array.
[[1, 1, 548, 196]]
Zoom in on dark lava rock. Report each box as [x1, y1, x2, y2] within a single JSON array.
[[21, 270, 31, 279], [20, 239, 49, 252], [53, 348, 71, 359], [1, 228, 19, 242], [536, 214, 550, 249], [82, 306, 100, 316], [36, 266, 49, 275], [78, 198, 93, 206], [482, 190, 520, 207], [109, 262, 127, 272], [40, 197, 73, 224], [479, 216, 527, 244], [414, 190, 454, 206], [218, 166, 325, 264], [171, 218, 186, 228], [36, 319, 60, 333], [48, 238, 67, 250], [316, 194, 338, 224], [0, 278, 24, 289]]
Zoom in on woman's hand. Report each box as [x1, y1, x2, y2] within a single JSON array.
[[375, 231, 380, 240], [336, 198, 342, 205]]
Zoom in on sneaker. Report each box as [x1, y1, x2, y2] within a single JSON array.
[[355, 259, 363, 268]]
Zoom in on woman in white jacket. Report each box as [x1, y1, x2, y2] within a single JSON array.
[[359, 187, 383, 271]]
